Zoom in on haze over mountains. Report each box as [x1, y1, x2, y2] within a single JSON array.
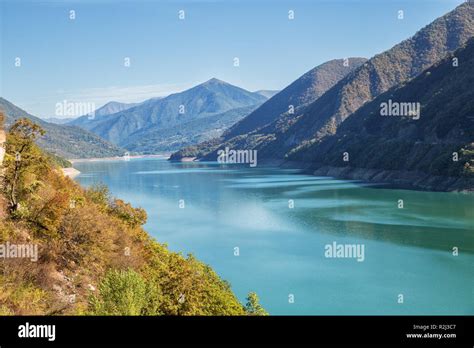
[[169, 2, 474, 191], [94, 101, 141, 117], [37, 101, 141, 126], [254, 90, 280, 99], [68, 78, 268, 152], [0, 97, 124, 159], [43, 117, 76, 125]]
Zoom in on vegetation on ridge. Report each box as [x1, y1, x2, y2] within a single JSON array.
[[289, 38, 474, 189]]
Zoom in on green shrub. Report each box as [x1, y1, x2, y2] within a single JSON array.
[[245, 292, 268, 316], [89, 269, 152, 315]]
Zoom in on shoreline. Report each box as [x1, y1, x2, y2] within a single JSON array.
[[305, 164, 474, 193], [61, 167, 81, 178], [69, 154, 170, 163], [67, 154, 473, 193]]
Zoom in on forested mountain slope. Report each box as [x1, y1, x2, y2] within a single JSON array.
[[288, 38, 474, 191]]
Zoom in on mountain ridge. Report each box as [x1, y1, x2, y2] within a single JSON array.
[[288, 37, 474, 191], [69, 79, 268, 152], [0, 98, 125, 159], [172, 2, 474, 169], [169, 57, 367, 160], [224, 57, 368, 138], [259, 2, 474, 161]]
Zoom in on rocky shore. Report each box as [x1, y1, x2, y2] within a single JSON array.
[[311, 166, 474, 193]]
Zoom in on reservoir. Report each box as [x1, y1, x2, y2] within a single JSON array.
[[74, 157, 474, 315]]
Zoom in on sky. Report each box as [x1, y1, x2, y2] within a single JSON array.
[[0, 0, 465, 118]]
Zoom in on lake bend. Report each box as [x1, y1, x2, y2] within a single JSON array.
[[73, 157, 474, 315]]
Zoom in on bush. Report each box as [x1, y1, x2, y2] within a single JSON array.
[[245, 292, 268, 316], [89, 269, 148, 315]]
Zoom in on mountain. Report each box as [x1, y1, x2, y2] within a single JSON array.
[[175, 3, 474, 163], [70, 101, 141, 128], [94, 101, 140, 117], [288, 38, 474, 191], [123, 104, 260, 153], [254, 90, 280, 99], [225, 58, 367, 138], [43, 117, 76, 124], [14, 101, 137, 126], [169, 57, 367, 160], [69, 78, 268, 152], [256, 2, 474, 162], [0, 98, 125, 159]]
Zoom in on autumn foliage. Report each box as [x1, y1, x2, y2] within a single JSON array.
[[0, 119, 265, 315]]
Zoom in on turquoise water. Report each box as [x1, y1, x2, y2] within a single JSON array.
[[74, 158, 474, 315]]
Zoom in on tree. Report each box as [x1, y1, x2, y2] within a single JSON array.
[[2, 118, 46, 213], [109, 199, 147, 228], [245, 292, 268, 316]]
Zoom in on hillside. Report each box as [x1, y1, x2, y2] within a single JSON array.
[[257, 2, 474, 162], [287, 38, 474, 191], [0, 98, 125, 159], [0, 116, 266, 315], [226, 58, 367, 138], [69, 79, 268, 152], [170, 58, 367, 160], [175, 3, 474, 164]]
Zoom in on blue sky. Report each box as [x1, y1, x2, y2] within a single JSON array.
[[0, 0, 465, 118]]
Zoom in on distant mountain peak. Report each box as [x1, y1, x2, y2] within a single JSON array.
[[101, 101, 122, 107], [205, 77, 226, 84], [68, 79, 269, 151], [94, 101, 140, 117]]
